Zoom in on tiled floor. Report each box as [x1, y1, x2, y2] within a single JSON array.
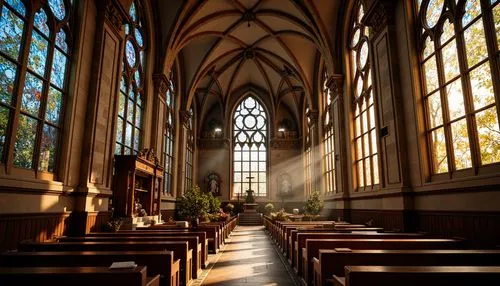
[[200, 226, 298, 286]]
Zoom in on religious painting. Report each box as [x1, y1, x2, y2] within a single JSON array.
[[277, 172, 292, 198], [205, 172, 221, 196]]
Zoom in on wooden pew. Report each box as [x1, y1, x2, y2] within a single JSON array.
[[332, 266, 500, 286], [19, 240, 193, 286], [276, 222, 334, 246], [301, 238, 464, 285], [0, 266, 160, 286], [57, 236, 201, 279], [89, 230, 209, 268], [314, 249, 500, 286], [143, 225, 220, 254], [292, 232, 426, 271], [0, 251, 180, 286]]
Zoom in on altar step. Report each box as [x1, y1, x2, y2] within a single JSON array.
[[238, 213, 263, 226]]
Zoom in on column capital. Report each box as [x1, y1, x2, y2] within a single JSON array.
[[306, 109, 320, 125], [153, 74, 169, 98], [179, 110, 192, 128], [325, 74, 344, 100], [363, 0, 396, 39], [97, 0, 129, 33]]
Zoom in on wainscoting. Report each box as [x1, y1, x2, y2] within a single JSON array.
[[0, 212, 71, 252], [329, 209, 500, 248], [0, 211, 111, 252], [86, 211, 111, 233]]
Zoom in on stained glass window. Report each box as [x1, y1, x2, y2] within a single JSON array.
[[0, 0, 73, 174], [304, 107, 312, 196], [115, 0, 146, 155], [350, 1, 380, 190], [322, 72, 337, 194], [163, 76, 175, 195], [233, 96, 268, 197], [415, 0, 500, 174], [185, 107, 194, 191]]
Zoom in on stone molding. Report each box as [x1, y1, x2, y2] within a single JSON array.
[[363, 0, 396, 39], [97, 0, 129, 33], [152, 74, 169, 100]]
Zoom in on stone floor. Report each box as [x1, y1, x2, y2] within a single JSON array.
[[199, 225, 298, 286]]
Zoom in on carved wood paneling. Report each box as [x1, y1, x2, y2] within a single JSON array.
[[86, 211, 111, 233], [0, 213, 71, 252]]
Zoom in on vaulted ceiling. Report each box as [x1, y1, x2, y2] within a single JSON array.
[[158, 0, 344, 127]]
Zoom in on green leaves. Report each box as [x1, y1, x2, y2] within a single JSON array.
[[303, 191, 324, 216], [177, 185, 221, 220]]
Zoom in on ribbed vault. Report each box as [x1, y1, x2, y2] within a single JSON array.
[[158, 0, 342, 130]]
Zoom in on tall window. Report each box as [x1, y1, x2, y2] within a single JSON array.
[[233, 96, 268, 197], [416, 0, 500, 174], [184, 107, 193, 191], [0, 0, 73, 175], [115, 0, 146, 155], [304, 107, 312, 196], [349, 2, 380, 190], [163, 77, 175, 195], [322, 73, 337, 194]]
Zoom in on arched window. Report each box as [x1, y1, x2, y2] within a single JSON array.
[[163, 76, 175, 195], [115, 0, 146, 155], [415, 0, 500, 174], [185, 107, 194, 191], [233, 96, 268, 198], [349, 1, 380, 190], [0, 0, 73, 175], [304, 106, 312, 196], [322, 72, 337, 194]]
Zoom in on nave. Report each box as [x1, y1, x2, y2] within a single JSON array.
[[201, 226, 296, 286]]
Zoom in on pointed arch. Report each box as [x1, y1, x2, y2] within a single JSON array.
[[232, 96, 268, 198], [115, 0, 148, 155], [0, 0, 75, 175], [348, 0, 380, 191]]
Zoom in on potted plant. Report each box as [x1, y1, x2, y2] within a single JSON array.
[[303, 191, 324, 221], [270, 208, 290, 222], [224, 203, 234, 215], [177, 185, 209, 228], [105, 217, 123, 232], [264, 203, 275, 215]]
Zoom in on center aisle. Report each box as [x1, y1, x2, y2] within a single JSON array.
[[201, 225, 298, 286]]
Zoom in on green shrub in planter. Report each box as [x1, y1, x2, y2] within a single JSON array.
[[177, 185, 210, 222], [264, 203, 275, 215], [303, 191, 324, 219]]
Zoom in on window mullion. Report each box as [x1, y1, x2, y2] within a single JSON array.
[[453, 6, 481, 172], [435, 28, 455, 174], [480, 0, 500, 131], [34, 25, 57, 175], [5, 9, 35, 173]]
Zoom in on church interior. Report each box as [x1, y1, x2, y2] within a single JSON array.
[[0, 0, 500, 285]]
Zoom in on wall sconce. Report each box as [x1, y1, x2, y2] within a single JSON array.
[[214, 127, 222, 133], [278, 127, 286, 133]]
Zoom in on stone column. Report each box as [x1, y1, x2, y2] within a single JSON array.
[[176, 110, 192, 197], [306, 109, 320, 192], [325, 74, 351, 218], [73, 0, 131, 235]]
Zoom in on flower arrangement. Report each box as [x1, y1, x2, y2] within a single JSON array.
[[224, 203, 235, 215], [270, 208, 290, 222]]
